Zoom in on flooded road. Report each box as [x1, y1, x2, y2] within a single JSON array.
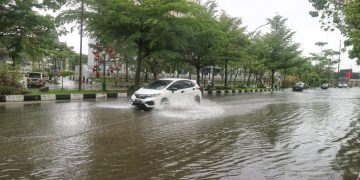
[[0, 89, 359, 179]]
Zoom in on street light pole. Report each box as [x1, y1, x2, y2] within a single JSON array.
[[79, 0, 84, 91], [249, 22, 270, 37], [337, 40, 341, 85]]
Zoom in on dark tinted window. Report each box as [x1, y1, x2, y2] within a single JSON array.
[[144, 80, 172, 90], [167, 80, 192, 90], [29, 73, 41, 78]]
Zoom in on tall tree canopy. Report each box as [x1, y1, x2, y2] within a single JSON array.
[[309, 0, 360, 63], [264, 15, 301, 88], [218, 11, 248, 87], [85, 0, 200, 86], [172, 0, 224, 84], [0, 0, 65, 65]]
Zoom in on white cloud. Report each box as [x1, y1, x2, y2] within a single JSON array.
[[216, 0, 359, 71]]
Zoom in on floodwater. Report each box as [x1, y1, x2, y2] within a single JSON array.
[[0, 89, 359, 179]]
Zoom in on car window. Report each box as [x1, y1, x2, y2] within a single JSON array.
[[144, 80, 172, 90], [168, 80, 189, 90], [188, 81, 196, 87], [29, 73, 41, 78]]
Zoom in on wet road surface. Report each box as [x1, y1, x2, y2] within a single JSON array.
[[0, 88, 359, 179]]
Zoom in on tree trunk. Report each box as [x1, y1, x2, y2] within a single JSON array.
[[202, 68, 205, 87], [145, 68, 148, 82], [224, 58, 228, 87], [271, 69, 275, 89], [134, 44, 143, 86], [247, 71, 251, 87], [125, 55, 129, 83], [282, 75, 286, 88], [243, 68, 247, 84], [196, 66, 201, 85], [212, 64, 215, 83]]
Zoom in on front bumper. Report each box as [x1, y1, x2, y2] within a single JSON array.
[[131, 96, 157, 108]]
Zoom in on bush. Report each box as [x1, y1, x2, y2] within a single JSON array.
[[0, 65, 24, 95], [0, 85, 23, 95], [214, 86, 233, 90]]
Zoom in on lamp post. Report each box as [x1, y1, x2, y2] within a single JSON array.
[[78, 0, 84, 91], [337, 40, 341, 85], [249, 22, 270, 37], [102, 52, 107, 91]]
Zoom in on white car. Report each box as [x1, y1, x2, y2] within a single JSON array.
[[131, 78, 202, 110]]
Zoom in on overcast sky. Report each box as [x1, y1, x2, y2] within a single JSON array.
[[59, 0, 360, 71]]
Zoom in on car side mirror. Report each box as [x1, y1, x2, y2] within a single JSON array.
[[168, 87, 178, 93]]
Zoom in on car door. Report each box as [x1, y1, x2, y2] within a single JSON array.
[[166, 80, 189, 102], [182, 80, 197, 97]]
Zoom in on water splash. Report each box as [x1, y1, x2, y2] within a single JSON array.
[[95, 100, 133, 109], [155, 99, 225, 120]]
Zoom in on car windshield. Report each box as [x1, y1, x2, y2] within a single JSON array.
[[144, 80, 172, 90], [29, 73, 41, 78]]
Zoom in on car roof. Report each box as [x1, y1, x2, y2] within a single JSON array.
[[159, 78, 195, 82]]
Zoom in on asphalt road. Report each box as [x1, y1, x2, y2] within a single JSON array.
[[0, 89, 359, 179]]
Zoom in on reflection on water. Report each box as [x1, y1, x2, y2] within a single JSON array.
[[0, 89, 360, 179]]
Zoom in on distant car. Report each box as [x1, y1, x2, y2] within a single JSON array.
[[321, 83, 329, 89], [292, 82, 305, 92], [338, 83, 348, 88], [131, 78, 202, 110], [27, 72, 46, 88]]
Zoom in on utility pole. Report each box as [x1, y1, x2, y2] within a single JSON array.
[[337, 40, 341, 85], [79, 0, 84, 91]]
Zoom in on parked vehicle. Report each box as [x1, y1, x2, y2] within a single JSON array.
[[321, 83, 329, 89], [292, 82, 305, 92], [26, 72, 46, 88], [338, 83, 348, 88], [131, 78, 202, 110]]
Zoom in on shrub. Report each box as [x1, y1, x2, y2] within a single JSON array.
[[214, 86, 233, 90], [0, 65, 24, 95]]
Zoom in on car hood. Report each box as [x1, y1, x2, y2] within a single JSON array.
[[134, 88, 163, 95]]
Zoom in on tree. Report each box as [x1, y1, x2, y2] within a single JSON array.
[[244, 34, 270, 87], [309, 1, 360, 63], [263, 15, 301, 89], [0, 0, 64, 65], [85, 0, 199, 87], [172, 0, 224, 84], [217, 11, 248, 87]]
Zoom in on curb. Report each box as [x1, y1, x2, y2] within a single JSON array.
[[203, 88, 283, 96], [0, 89, 284, 103], [0, 93, 127, 103]]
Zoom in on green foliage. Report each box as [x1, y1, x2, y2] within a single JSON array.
[[60, 70, 74, 77], [0, 1, 63, 65], [0, 65, 24, 95], [263, 15, 301, 88], [309, 0, 360, 64], [170, 0, 224, 84], [83, 0, 200, 86]]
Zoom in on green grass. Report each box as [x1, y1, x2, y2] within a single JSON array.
[[26, 89, 127, 95]]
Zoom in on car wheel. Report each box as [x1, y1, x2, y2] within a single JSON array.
[[160, 98, 169, 105], [194, 95, 201, 104]]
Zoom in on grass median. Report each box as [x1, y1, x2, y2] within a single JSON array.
[[26, 89, 127, 95]]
